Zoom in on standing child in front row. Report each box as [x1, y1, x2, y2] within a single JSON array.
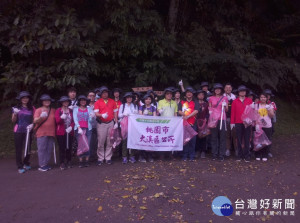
[[138, 94, 157, 162]]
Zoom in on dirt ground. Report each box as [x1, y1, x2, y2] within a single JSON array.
[[0, 135, 299, 223]]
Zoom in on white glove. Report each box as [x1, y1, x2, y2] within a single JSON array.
[[66, 126, 72, 134], [222, 101, 227, 107], [78, 128, 83, 135], [159, 109, 164, 114], [133, 110, 138, 114], [26, 124, 34, 131], [182, 107, 187, 112], [209, 110, 212, 115], [40, 111, 48, 118], [68, 105, 74, 110], [13, 107, 20, 114], [143, 109, 149, 115], [101, 112, 108, 119], [113, 123, 118, 129], [89, 112, 96, 118], [60, 113, 67, 119], [250, 102, 255, 109], [178, 80, 183, 86], [123, 111, 129, 116], [266, 104, 272, 110], [230, 124, 235, 130], [255, 125, 260, 132]]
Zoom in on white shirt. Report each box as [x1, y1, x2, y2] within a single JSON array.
[[118, 103, 138, 118], [224, 93, 236, 101]]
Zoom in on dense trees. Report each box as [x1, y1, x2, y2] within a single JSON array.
[[0, 0, 299, 101]]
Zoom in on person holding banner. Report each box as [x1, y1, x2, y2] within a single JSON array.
[[231, 85, 253, 162], [12, 91, 35, 174], [55, 96, 74, 170], [119, 92, 139, 164], [73, 95, 95, 168], [94, 86, 118, 165], [138, 94, 157, 162], [34, 94, 56, 172], [208, 84, 228, 161], [178, 87, 199, 161]]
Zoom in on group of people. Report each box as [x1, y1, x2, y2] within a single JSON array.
[[12, 81, 277, 173]]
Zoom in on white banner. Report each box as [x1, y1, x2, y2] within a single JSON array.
[[127, 115, 183, 151]]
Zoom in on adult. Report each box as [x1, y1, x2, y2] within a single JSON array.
[[119, 92, 139, 164], [87, 90, 98, 161], [231, 85, 253, 162], [209, 83, 228, 161], [157, 87, 178, 117], [68, 87, 77, 109], [195, 90, 209, 159], [94, 86, 118, 165], [113, 88, 122, 112], [200, 82, 210, 94], [12, 91, 35, 173], [55, 96, 74, 170], [223, 83, 237, 157], [34, 94, 56, 171], [254, 92, 275, 161], [178, 87, 199, 161], [173, 88, 181, 107]]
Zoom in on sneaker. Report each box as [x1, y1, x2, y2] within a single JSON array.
[[218, 156, 224, 162], [122, 157, 128, 164], [18, 168, 26, 174], [84, 161, 90, 167], [79, 162, 85, 168], [225, 150, 230, 157], [106, 160, 112, 165], [256, 158, 261, 161], [148, 157, 154, 163], [182, 157, 187, 162], [97, 161, 103, 166], [60, 163, 66, 170], [236, 158, 242, 162], [23, 165, 31, 171], [45, 165, 52, 170], [244, 158, 250, 163], [66, 161, 73, 169], [129, 156, 136, 163], [38, 166, 49, 172], [262, 158, 268, 162], [189, 158, 196, 162], [200, 152, 206, 159], [138, 157, 147, 163], [212, 155, 217, 161], [268, 153, 273, 158]]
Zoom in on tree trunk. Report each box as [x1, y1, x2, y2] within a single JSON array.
[[168, 0, 179, 33]]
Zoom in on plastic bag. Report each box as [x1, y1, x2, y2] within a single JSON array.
[[183, 120, 198, 145], [197, 119, 211, 138], [110, 128, 122, 150], [77, 130, 89, 156], [241, 105, 259, 128], [208, 107, 221, 128], [253, 129, 271, 151], [120, 116, 129, 139]]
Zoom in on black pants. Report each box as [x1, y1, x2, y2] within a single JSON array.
[[196, 136, 207, 153], [57, 134, 73, 164], [210, 120, 226, 157], [235, 123, 251, 159], [14, 132, 32, 169], [255, 127, 272, 158]]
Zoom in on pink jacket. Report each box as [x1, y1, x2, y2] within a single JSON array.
[[55, 108, 74, 136]]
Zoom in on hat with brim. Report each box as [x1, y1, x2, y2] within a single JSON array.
[[173, 88, 181, 94], [40, 94, 55, 102], [263, 89, 274, 97], [146, 90, 157, 97], [248, 90, 257, 98], [16, 91, 31, 100], [213, 83, 224, 91], [237, 85, 248, 93], [123, 92, 133, 99], [185, 86, 196, 94], [196, 89, 207, 96], [113, 88, 123, 94], [200, 82, 209, 88], [142, 94, 154, 104], [98, 86, 109, 96], [76, 95, 90, 106], [58, 96, 71, 104], [163, 87, 174, 95]]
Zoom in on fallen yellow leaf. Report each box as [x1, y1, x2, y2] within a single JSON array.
[[140, 206, 147, 210], [173, 186, 180, 190], [122, 195, 130, 198], [97, 206, 103, 212], [104, 180, 111, 183], [293, 192, 298, 196]]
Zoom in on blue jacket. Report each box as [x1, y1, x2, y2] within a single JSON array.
[[73, 107, 94, 131]]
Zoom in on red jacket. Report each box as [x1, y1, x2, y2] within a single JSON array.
[[55, 108, 74, 136], [231, 97, 253, 124]]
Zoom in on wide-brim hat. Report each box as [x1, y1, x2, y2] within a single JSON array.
[[248, 90, 257, 98], [146, 90, 157, 97], [173, 88, 181, 94], [40, 94, 55, 102], [200, 82, 209, 88], [185, 86, 196, 94], [123, 92, 134, 99], [213, 83, 224, 90], [142, 94, 154, 104], [196, 89, 207, 96], [263, 89, 274, 97], [98, 86, 109, 96], [163, 87, 174, 95], [113, 88, 123, 94], [58, 96, 71, 104], [237, 85, 248, 93], [16, 91, 31, 100], [76, 95, 90, 106]]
